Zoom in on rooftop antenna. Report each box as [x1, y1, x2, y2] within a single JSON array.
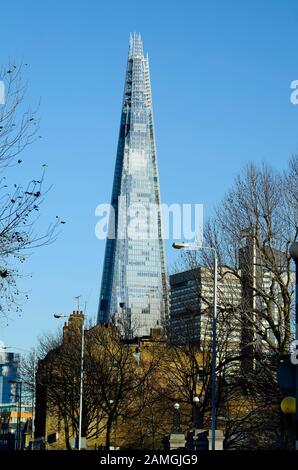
[[74, 295, 82, 312]]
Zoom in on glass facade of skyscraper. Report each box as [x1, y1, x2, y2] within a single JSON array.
[[97, 33, 168, 337]]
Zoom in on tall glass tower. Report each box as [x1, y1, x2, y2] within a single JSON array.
[[97, 33, 168, 337]]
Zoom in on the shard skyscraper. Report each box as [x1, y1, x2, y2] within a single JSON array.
[[97, 33, 168, 337]]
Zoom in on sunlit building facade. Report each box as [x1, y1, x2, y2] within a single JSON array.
[[97, 33, 168, 337]]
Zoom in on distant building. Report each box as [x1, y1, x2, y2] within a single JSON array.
[[0, 402, 32, 450], [169, 267, 242, 354], [170, 234, 293, 372], [239, 231, 292, 370], [0, 352, 20, 404], [169, 269, 201, 346]]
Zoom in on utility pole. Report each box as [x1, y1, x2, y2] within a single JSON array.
[[290, 242, 298, 450], [172, 242, 218, 450]]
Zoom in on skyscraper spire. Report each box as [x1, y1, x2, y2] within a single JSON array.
[[128, 32, 133, 59], [97, 34, 168, 337], [132, 32, 143, 57]]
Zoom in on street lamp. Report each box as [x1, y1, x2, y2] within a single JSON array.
[[1, 345, 36, 449], [172, 241, 218, 450], [192, 396, 202, 429], [54, 312, 85, 450], [108, 399, 116, 449], [172, 403, 181, 433]]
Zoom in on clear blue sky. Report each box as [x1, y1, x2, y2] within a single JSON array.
[[0, 0, 298, 351]]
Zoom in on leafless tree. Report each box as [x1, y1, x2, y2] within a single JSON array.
[[0, 63, 62, 323], [32, 320, 161, 450], [203, 162, 294, 357], [86, 324, 162, 449], [169, 160, 297, 449]]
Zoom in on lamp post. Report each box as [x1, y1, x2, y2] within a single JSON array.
[[172, 403, 181, 433], [192, 396, 202, 429], [1, 345, 36, 449], [173, 241, 218, 450], [289, 242, 298, 450], [54, 311, 85, 450], [108, 399, 116, 450]]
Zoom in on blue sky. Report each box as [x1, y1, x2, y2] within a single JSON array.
[[0, 0, 298, 351]]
